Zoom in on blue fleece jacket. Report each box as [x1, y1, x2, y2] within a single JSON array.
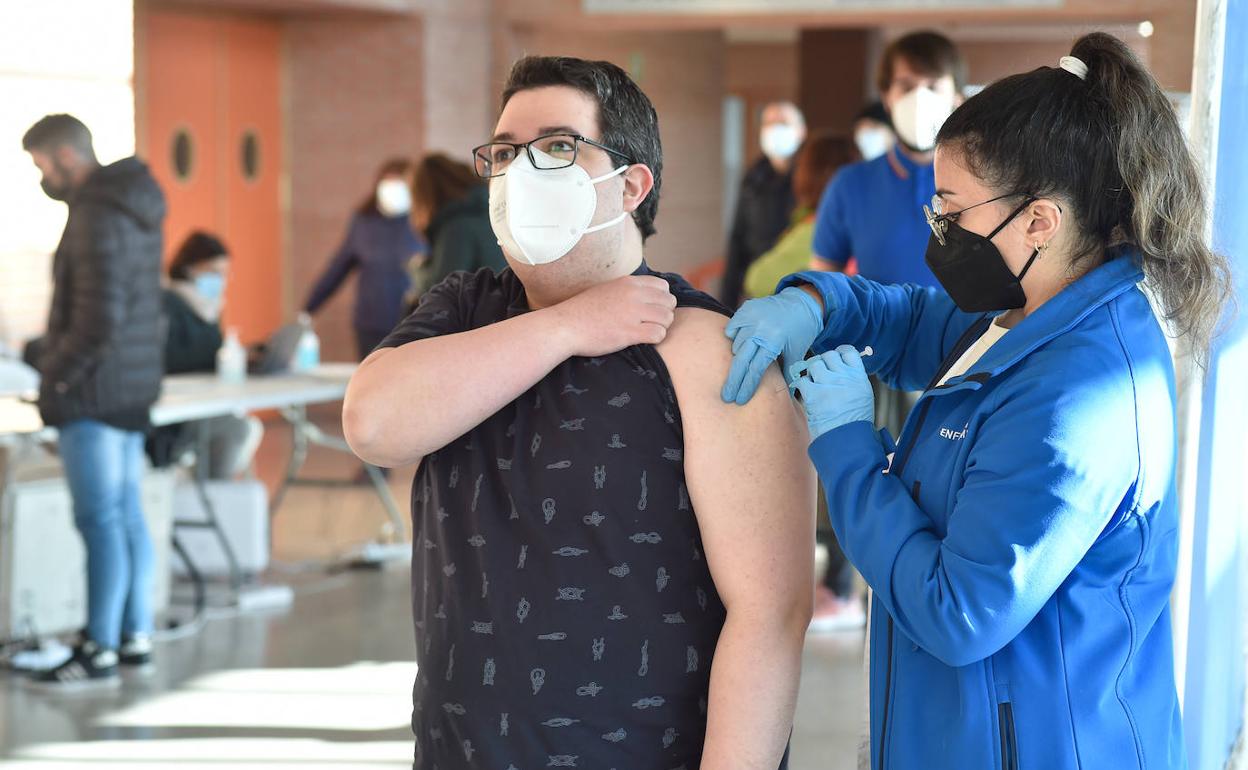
[[304, 211, 425, 334], [781, 256, 1185, 770]]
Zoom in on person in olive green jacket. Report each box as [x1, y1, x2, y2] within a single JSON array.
[[405, 153, 506, 309], [744, 133, 857, 300]]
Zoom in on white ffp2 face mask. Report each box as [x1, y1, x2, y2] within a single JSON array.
[[489, 148, 629, 266], [376, 179, 412, 217], [890, 86, 956, 152]]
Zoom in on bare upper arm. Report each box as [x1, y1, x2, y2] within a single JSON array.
[[656, 308, 816, 616]]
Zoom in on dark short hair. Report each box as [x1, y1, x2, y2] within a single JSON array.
[[877, 31, 966, 95], [22, 114, 96, 159], [169, 231, 229, 281], [412, 153, 482, 220], [501, 56, 662, 241], [937, 32, 1230, 364], [853, 101, 890, 126]]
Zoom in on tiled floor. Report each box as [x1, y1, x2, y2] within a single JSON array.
[[0, 415, 864, 769]]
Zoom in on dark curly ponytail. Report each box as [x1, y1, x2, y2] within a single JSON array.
[[937, 32, 1230, 362]]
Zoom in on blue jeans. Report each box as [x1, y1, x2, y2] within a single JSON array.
[[58, 419, 154, 648]]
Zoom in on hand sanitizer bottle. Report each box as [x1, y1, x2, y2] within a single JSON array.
[[217, 328, 247, 384], [295, 313, 320, 373]]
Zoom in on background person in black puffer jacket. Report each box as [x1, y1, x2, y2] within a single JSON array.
[[22, 114, 166, 691]]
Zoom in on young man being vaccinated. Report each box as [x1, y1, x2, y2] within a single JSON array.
[[344, 56, 814, 770]]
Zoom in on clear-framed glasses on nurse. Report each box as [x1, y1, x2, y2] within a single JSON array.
[[471, 133, 635, 179], [923, 192, 1031, 246]]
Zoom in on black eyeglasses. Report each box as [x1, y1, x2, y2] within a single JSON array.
[[471, 133, 635, 179], [923, 192, 1036, 246]]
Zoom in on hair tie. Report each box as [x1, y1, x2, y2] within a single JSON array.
[[1059, 55, 1089, 81]]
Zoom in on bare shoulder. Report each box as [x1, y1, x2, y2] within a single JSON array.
[[656, 307, 799, 429], [655, 309, 814, 593], [655, 307, 733, 370]]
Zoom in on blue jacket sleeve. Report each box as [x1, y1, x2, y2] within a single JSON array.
[[812, 359, 1138, 667], [305, 217, 360, 313], [778, 270, 978, 392]]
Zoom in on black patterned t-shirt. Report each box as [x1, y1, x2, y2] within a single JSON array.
[[378, 265, 733, 770]]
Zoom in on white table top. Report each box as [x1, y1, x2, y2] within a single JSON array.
[[151, 363, 356, 425], [0, 363, 358, 438]]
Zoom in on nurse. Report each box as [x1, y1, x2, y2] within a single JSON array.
[[722, 33, 1229, 770]]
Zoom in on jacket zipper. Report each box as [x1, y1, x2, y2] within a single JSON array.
[[998, 701, 1019, 770], [876, 472, 929, 770], [878, 614, 895, 770]]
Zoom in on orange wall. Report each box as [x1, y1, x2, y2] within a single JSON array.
[[140, 9, 283, 345], [222, 19, 284, 345], [143, 12, 219, 258]]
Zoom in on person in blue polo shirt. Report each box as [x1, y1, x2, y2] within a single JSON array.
[[810, 31, 965, 288], [722, 33, 1231, 770]]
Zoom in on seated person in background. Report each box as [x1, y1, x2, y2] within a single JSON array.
[[404, 153, 506, 309], [148, 231, 262, 478], [344, 56, 815, 769], [744, 132, 857, 300]]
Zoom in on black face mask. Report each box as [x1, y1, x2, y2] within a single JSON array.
[[39, 157, 74, 202], [924, 196, 1040, 313]]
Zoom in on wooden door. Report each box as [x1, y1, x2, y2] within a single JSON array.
[[140, 9, 283, 344]]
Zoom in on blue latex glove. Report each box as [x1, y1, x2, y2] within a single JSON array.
[[721, 286, 825, 405], [788, 345, 875, 440]]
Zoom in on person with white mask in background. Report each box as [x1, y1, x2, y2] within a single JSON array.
[[343, 55, 815, 770], [305, 157, 427, 360], [720, 101, 806, 308], [852, 101, 895, 163]]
